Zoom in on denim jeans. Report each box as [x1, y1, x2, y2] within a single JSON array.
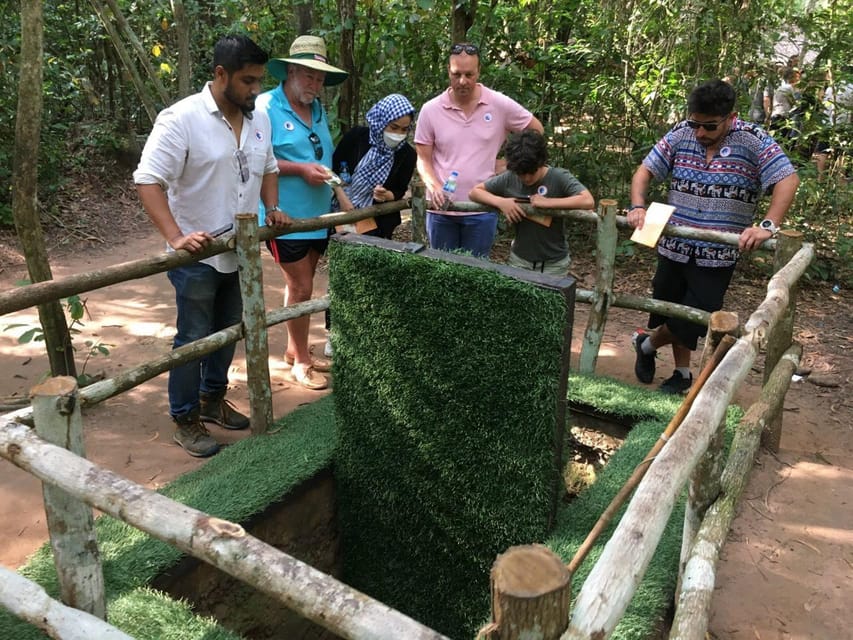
[[426, 212, 498, 258], [166, 262, 242, 417]]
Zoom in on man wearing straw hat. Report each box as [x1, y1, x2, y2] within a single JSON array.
[[257, 35, 348, 391]]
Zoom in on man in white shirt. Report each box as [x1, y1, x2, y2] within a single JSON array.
[[134, 34, 290, 457]]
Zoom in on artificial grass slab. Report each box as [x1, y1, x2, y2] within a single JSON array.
[[0, 396, 338, 640], [329, 238, 575, 637]]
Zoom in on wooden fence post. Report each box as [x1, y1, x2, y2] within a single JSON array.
[[485, 545, 571, 640], [410, 179, 427, 245], [762, 229, 803, 452], [679, 311, 739, 592], [235, 213, 273, 434], [578, 199, 618, 374], [30, 376, 106, 619]]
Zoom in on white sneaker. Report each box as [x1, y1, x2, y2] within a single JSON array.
[[324, 338, 333, 358]]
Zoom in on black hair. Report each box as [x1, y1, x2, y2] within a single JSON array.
[[687, 79, 736, 116], [213, 34, 269, 73], [504, 130, 548, 175]]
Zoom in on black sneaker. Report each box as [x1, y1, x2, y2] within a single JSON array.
[[200, 392, 250, 430], [173, 411, 220, 457], [659, 371, 693, 395], [633, 332, 656, 384]]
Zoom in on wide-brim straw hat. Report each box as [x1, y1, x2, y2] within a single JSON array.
[[268, 35, 348, 86]]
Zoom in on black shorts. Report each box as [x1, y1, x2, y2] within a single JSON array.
[[648, 255, 736, 351], [265, 237, 329, 263]]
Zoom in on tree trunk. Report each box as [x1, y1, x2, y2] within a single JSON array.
[[295, 0, 313, 34], [13, 0, 77, 379], [337, 0, 356, 132], [170, 0, 192, 98], [451, 0, 477, 43]]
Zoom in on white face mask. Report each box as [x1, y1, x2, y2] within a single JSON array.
[[383, 131, 407, 148]]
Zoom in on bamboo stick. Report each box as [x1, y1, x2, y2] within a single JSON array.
[[0, 566, 132, 640], [669, 343, 802, 640], [0, 421, 450, 640]]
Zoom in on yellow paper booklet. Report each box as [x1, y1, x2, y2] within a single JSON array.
[[630, 202, 675, 247]]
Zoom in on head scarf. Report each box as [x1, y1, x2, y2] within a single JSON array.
[[345, 94, 415, 209]]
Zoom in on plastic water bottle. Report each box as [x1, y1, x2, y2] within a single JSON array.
[[339, 162, 351, 186], [439, 171, 459, 210]]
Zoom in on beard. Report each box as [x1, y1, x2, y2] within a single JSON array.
[[224, 83, 256, 117]]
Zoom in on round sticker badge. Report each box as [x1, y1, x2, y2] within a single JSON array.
[[284, 121, 295, 131], [254, 129, 264, 142], [537, 185, 548, 196], [483, 112, 493, 122], [720, 146, 731, 157]]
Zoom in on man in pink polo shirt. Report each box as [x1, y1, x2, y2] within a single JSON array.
[[414, 43, 543, 257]]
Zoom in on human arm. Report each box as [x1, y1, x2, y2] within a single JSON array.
[[136, 184, 216, 253], [626, 165, 655, 229], [525, 115, 545, 134], [529, 189, 594, 211], [334, 185, 355, 211], [469, 182, 526, 223], [415, 142, 445, 208], [738, 172, 800, 251], [375, 144, 417, 203], [277, 159, 330, 186], [261, 172, 292, 228]]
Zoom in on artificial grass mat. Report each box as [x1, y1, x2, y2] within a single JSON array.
[[0, 396, 338, 640], [328, 239, 575, 637]]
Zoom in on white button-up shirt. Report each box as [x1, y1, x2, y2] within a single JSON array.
[[134, 82, 277, 273]]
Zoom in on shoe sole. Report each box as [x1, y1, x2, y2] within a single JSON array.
[[199, 415, 250, 431], [633, 335, 655, 384], [173, 435, 220, 457], [286, 370, 329, 390]]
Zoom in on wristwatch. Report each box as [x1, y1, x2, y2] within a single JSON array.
[[628, 204, 646, 212], [268, 205, 281, 213], [759, 219, 779, 236]]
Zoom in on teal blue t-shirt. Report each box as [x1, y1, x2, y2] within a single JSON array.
[[256, 85, 334, 240]]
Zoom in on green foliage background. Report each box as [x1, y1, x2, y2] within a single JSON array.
[[2, 0, 851, 278]]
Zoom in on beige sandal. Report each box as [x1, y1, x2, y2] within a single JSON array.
[[284, 351, 331, 373], [288, 364, 328, 390]]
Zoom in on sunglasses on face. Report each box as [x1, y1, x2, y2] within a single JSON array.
[[450, 43, 478, 56], [234, 149, 249, 183], [308, 132, 323, 161], [686, 116, 729, 132]]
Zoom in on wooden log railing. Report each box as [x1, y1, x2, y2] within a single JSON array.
[[1, 193, 813, 640]]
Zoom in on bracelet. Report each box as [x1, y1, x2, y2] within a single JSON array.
[[628, 204, 646, 212]]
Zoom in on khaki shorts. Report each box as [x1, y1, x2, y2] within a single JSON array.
[[507, 251, 571, 277]]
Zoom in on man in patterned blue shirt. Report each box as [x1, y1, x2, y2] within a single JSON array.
[[627, 79, 799, 393]]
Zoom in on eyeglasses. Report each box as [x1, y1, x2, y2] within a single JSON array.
[[308, 132, 323, 161], [685, 116, 729, 132], [234, 149, 249, 183], [450, 44, 479, 56]]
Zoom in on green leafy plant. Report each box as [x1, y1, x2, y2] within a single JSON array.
[[3, 293, 112, 386]]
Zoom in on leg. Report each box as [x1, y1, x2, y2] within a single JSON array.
[[459, 213, 498, 258], [200, 270, 241, 396], [426, 212, 462, 252], [166, 263, 220, 417], [279, 250, 320, 366]]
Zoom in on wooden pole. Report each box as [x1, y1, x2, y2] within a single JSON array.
[[0, 566, 132, 640], [0, 421, 451, 640], [410, 180, 427, 245], [761, 230, 803, 452], [235, 214, 273, 434], [578, 199, 618, 374], [566, 335, 736, 576], [679, 312, 739, 594], [31, 377, 106, 620], [486, 545, 571, 640], [670, 343, 802, 640]]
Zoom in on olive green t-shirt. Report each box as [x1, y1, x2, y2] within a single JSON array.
[[483, 167, 587, 262]]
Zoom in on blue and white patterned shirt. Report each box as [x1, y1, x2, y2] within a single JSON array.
[[643, 119, 797, 267]]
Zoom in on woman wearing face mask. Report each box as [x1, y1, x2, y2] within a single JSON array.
[[332, 93, 416, 238]]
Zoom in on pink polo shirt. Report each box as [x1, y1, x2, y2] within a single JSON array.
[[414, 84, 534, 215]]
